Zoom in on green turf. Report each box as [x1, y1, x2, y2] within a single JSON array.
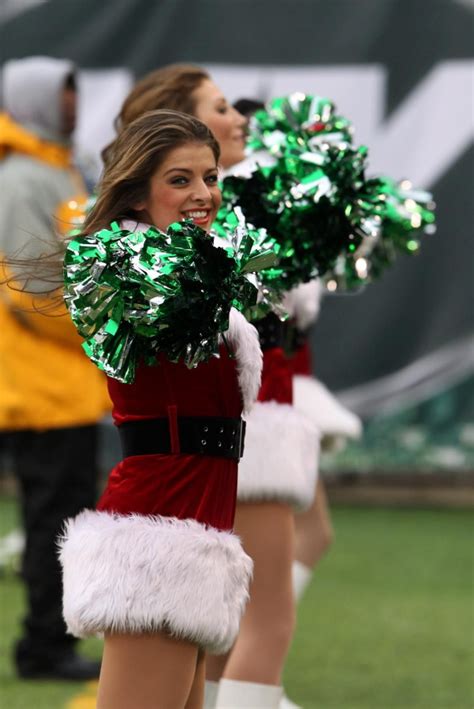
[[0, 496, 472, 708], [284, 507, 474, 709], [0, 496, 101, 709]]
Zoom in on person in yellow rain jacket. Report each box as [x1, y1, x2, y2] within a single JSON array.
[[0, 56, 109, 680]]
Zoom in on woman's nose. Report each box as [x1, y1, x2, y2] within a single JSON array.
[[191, 180, 212, 202], [232, 107, 247, 127]]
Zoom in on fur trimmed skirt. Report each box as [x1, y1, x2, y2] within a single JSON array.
[[58, 453, 252, 654], [237, 401, 320, 511], [293, 375, 362, 452], [59, 510, 252, 654]]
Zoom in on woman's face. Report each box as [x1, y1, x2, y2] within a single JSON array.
[[193, 79, 247, 169], [135, 142, 222, 232]]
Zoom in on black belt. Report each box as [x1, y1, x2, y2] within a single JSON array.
[[253, 313, 286, 351], [284, 324, 309, 357], [118, 416, 246, 461]]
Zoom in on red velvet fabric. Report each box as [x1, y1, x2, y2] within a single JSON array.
[[108, 348, 241, 423], [289, 340, 313, 377], [96, 347, 242, 531], [97, 454, 237, 531], [257, 347, 293, 405]]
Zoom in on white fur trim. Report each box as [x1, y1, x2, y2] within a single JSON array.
[[120, 219, 151, 232], [294, 375, 362, 448], [59, 511, 253, 654], [222, 150, 277, 179], [224, 308, 262, 413], [283, 279, 323, 329], [238, 401, 319, 511]]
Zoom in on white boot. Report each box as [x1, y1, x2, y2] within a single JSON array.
[[280, 693, 303, 709], [204, 680, 219, 709], [292, 560, 312, 603], [216, 678, 283, 708]]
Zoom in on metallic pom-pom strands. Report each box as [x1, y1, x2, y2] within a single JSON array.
[[212, 206, 285, 315], [219, 92, 436, 292], [325, 177, 436, 290], [64, 215, 277, 383]]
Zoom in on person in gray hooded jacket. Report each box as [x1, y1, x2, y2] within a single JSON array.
[[0, 55, 108, 680]]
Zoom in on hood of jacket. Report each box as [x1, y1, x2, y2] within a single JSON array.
[[1, 55, 75, 144]]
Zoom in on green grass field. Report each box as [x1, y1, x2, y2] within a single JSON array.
[[0, 496, 472, 709]]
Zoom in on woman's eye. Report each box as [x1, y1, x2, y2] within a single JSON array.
[[206, 174, 218, 184], [170, 176, 188, 185], [217, 106, 228, 114]]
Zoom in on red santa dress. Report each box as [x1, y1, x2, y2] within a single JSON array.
[[59, 308, 262, 654], [236, 311, 319, 512]]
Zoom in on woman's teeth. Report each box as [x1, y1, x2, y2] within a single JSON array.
[[185, 211, 208, 218], [183, 210, 211, 225]]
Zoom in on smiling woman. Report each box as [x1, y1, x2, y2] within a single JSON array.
[[50, 110, 264, 709], [134, 143, 222, 231], [82, 108, 221, 237]]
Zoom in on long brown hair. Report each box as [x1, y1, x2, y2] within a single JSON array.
[[2, 109, 220, 301], [84, 108, 219, 236], [103, 64, 209, 165]]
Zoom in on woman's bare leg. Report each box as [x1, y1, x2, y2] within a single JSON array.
[[206, 651, 229, 682], [185, 650, 206, 708], [294, 478, 333, 569], [220, 502, 295, 686], [97, 631, 200, 709]]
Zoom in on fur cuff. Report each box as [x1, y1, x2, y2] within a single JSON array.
[[238, 401, 319, 511], [59, 511, 253, 654], [294, 375, 362, 448], [224, 308, 262, 413]]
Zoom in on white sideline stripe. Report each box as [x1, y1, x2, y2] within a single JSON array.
[[337, 335, 474, 418]]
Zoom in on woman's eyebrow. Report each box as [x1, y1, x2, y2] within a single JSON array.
[[163, 167, 193, 176], [163, 166, 218, 177]]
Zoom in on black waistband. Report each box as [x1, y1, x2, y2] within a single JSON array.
[[118, 415, 246, 462], [253, 313, 286, 351], [285, 323, 309, 357]]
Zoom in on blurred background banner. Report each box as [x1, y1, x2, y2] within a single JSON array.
[[2, 0, 473, 471]]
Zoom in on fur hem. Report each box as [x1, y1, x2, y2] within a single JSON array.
[[59, 511, 253, 654], [224, 308, 262, 413], [238, 401, 319, 511], [294, 375, 362, 446]]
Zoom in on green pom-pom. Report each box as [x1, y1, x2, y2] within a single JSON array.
[[219, 92, 435, 290], [64, 214, 277, 383], [323, 177, 437, 290], [248, 92, 353, 156]]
